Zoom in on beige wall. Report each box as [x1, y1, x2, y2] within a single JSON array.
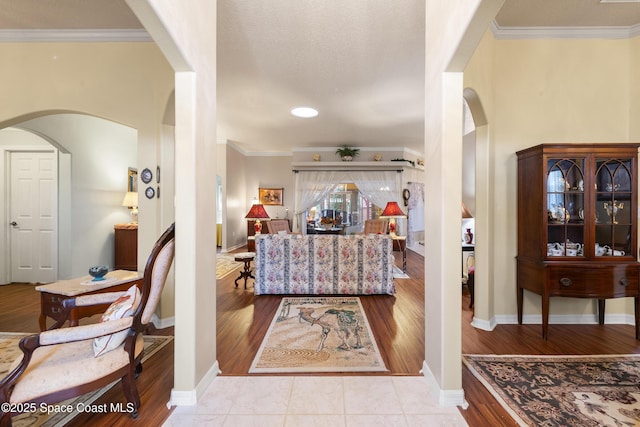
[[245, 155, 295, 222], [631, 36, 640, 140], [224, 143, 249, 250], [464, 33, 640, 323], [0, 41, 174, 274]]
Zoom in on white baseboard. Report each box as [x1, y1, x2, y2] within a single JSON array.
[[420, 361, 468, 408], [168, 360, 221, 407], [151, 314, 175, 329], [168, 388, 197, 407], [470, 315, 496, 331], [225, 243, 245, 252], [496, 313, 636, 325]]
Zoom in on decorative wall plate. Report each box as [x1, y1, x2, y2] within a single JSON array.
[[141, 168, 153, 184], [145, 186, 155, 199]]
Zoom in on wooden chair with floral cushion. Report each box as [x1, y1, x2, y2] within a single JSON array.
[[0, 223, 175, 426]]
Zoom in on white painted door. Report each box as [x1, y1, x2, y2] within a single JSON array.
[[9, 151, 58, 283]]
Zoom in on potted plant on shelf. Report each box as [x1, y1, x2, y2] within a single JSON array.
[[335, 145, 360, 161]]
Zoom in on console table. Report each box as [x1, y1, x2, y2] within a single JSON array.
[[35, 270, 142, 331]]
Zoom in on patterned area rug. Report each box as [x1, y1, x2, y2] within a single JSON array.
[[463, 354, 640, 427], [250, 296, 387, 373], [216, 253, 242, 279], [0, 333, 172, 427]]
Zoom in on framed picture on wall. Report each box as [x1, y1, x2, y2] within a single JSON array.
[[127, 167, 138, 192], [259, 188, 283, 206]]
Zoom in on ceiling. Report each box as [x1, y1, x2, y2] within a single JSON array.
[[1, 0, 639, 154]]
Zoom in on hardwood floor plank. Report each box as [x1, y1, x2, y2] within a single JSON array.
[[1, 245, 639, 426]]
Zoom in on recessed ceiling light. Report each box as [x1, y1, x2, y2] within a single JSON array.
[[291, 107, 318, 118]]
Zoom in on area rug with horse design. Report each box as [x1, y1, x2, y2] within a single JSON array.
[[463, 353, 640, 427], [249, 296, 387, 373]]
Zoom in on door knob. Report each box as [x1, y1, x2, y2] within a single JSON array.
[[10, 221, 17, 226]]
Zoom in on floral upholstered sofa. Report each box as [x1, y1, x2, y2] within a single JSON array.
[[253, 233, 395, 295]]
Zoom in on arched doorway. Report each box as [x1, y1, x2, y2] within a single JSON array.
[[0, 113, 137, 284], [463, 88, 492, 329]]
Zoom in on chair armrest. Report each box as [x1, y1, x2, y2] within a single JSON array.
[[38, 291, 127, 331], [72, 291, 127, 307], [40, 317, 133, 345]]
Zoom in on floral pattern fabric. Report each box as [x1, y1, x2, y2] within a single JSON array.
[[254, 234, 395, 295]]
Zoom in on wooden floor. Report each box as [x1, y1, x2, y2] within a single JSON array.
[[1, 246, 640, 426]]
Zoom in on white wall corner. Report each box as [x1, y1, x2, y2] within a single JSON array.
[[420, 361, 468, 408], [470, 315, 496, 331], [168, 388, 197, 407], [168, 360, 221, 407], [152, 314, 175, 329]]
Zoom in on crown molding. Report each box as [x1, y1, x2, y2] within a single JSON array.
[[491, 21, 640, 40], [291, 161, 422, 172], [0, 29, 152, 43]]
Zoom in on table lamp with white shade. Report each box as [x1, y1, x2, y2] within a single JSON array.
[[122, 191, 138, 224]]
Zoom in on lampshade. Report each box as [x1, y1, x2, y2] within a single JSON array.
[[462, 202, 473, 218], [380, 201, 406, 218], [122, 191, 138, 208], [245, 203, 270, 234], [380, 201, 405, 237], [121, 192, 139, 224], [245, 204, 270, 220]]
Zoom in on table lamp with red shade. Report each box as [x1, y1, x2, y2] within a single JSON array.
[[245, 204, 270, 234], [380, 201, 406, 237]]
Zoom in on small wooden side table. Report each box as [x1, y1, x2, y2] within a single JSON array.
[[234, 252, 255, 289], [392, 236, 407, 273], [35, 270, 142, 331]]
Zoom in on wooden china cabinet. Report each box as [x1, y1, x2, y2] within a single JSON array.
[[516, 143, 640, 340]]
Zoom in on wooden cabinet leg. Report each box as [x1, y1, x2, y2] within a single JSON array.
[[635, 297, 639, 340], [541, 295, 549, 340], [598, 299, 606, 325], [517, 287, 524, 325]]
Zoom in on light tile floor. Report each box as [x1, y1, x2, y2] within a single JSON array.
[[164, 376, 468, 426]]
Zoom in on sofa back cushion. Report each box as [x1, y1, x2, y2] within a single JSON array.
[[254, 234, 395, 295]]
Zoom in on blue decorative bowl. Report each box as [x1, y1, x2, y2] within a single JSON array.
[[88, 265, 109, 281]]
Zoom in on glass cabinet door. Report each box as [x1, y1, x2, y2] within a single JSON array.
[[546, 158, 585, 257], [594, 158, 633, 257]]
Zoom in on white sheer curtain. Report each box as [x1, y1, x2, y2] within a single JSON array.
[[344, 170, 402, 208], [293, 170, 403, 232], [407, 181, 425, 246], [294, 171, 339, 232]]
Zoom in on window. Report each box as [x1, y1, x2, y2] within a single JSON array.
[[307, 183, 382, 231]]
